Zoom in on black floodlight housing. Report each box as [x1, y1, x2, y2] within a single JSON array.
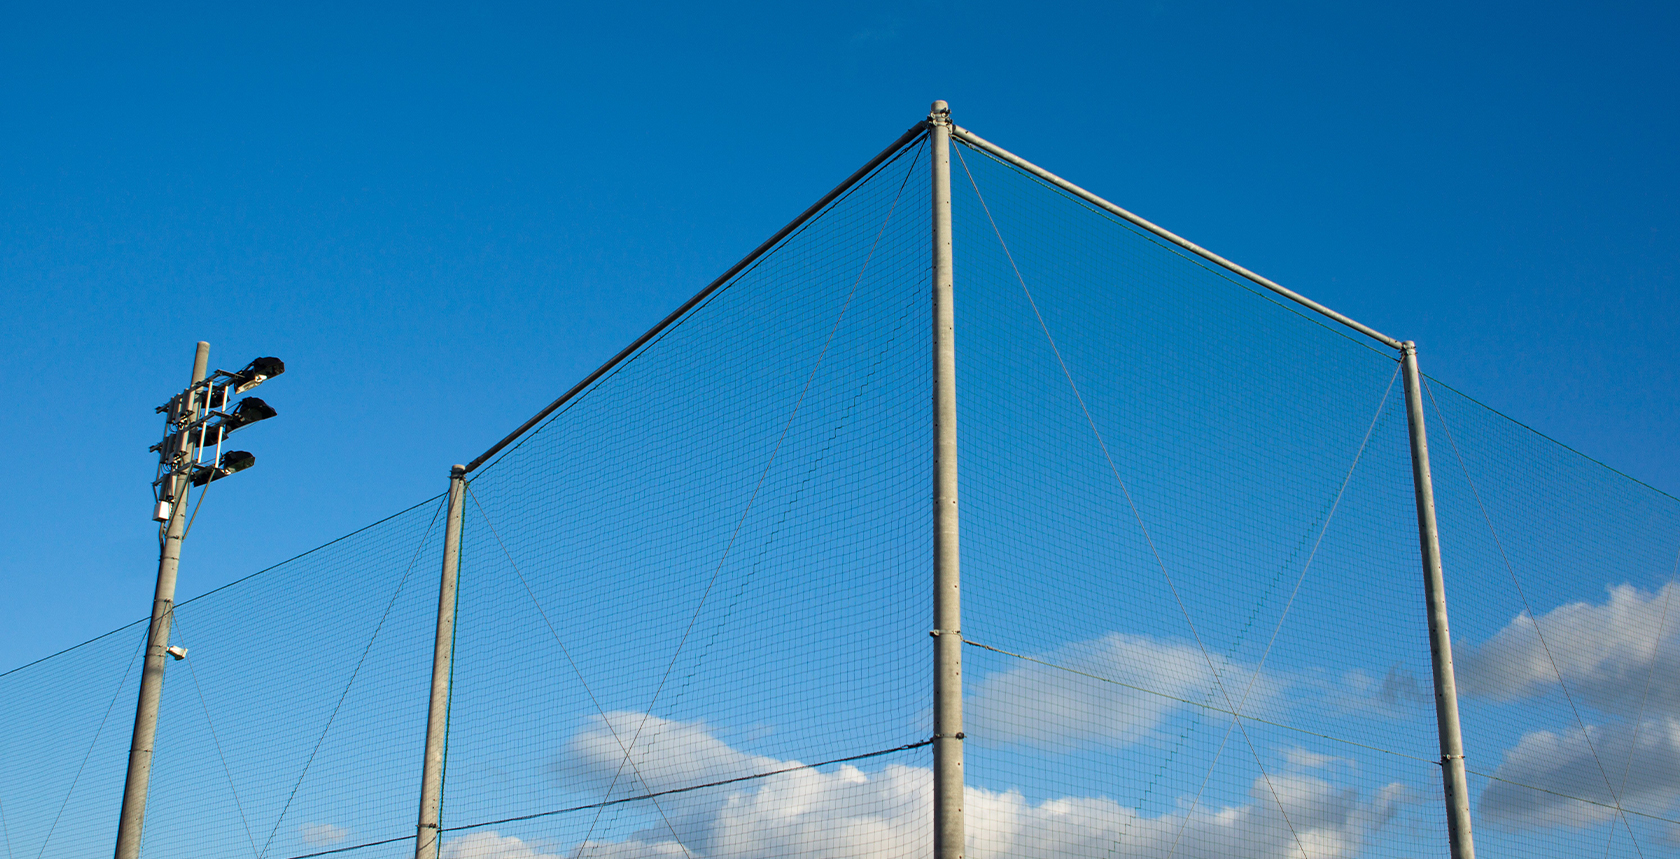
[[230, 356, 285, 394], [201, 397, 278, 445], [190, 450, 256, 486]]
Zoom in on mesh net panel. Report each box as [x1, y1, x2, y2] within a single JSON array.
[[1423, 378, 1680, 859], [0, 496, 446, 859], [0, 623, 147, 859], [6, 125, 1676, 859], [438, 139, 934, 859], [951, 140, 1444, 859]]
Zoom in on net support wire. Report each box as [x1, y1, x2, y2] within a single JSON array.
[[463, 119, 932, 474]]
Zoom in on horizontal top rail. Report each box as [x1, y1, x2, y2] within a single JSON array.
[[463, 121, 930, 473], [950, 124, 1404, 350]]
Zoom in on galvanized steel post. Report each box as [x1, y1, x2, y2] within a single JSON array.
[[929, 99, 965, 859], [113, 341, 210, 859], [415, 465, 467, 859], [1401, 342, 1477, 859]]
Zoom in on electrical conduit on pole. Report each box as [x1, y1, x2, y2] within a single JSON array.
[[113, 341, 210, 859], [929, 99, 966, 859], [415, 465, 467, 859], [1401, 342, 1477, 859]]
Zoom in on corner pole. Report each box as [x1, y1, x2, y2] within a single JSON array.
[[928, 99, 965, 859], [1400, 342, 1476, 859], [114, 341, 210, 859], [415, 465, 467, 859]]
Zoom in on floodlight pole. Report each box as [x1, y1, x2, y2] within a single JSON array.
[[929, 99, 966, 859], [1401, 342, 1476, 859], [113, 341, 210, 859], [415, 465, 467, 859]]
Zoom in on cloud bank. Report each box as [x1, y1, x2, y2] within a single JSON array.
[[1477, 717, 1680, 828], [448, 710, 1407, 859], [1458, 583, 1680, 829], [965, 632, 1280, 749], [1459, 582, 1680, 715]]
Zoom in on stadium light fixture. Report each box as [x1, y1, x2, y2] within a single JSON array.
[[189, 450, 256, 487], [230, 356, 285, 394], [201, 396, 278, 445]]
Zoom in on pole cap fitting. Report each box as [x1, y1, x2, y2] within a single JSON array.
[[929, 100, 951, 124], [451, 464, 467, 477]]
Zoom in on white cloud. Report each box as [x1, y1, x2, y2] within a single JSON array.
[[299, 823, 349, 847], [443, 831, 568, 859], [458, 711, 1408, 859], [1479, 717, 1680, 829], [1459, 582, 1680, 715], [1284, 748, 1349, 771], [965, 632, 1280, 749]]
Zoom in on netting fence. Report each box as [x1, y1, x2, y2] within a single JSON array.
[[3, 120, 1676, 859]]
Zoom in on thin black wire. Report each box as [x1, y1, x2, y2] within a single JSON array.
[[168, 614, 261, 859], [462, 487, 692, 859], [278, 833, 415, 859], [1462, 768, 1680, 827], [255, 495, 447, 859], [33, 628, 145, 859], [571, 138, 925, 858], [442, 740, 932, 834], [954, 144, 1310, 859], [1423, 377, 1646, 858]]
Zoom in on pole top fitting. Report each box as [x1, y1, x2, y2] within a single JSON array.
[[1400, 340, 1417, 355], [450, 464, 467, 478], [928, 100, 951, 125]]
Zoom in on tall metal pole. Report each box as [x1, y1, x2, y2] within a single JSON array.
[[415, 465, 467, 859], [1401, 342, 1477, 859], [928, 99, 965, 859], [114, 341, 210, 859]]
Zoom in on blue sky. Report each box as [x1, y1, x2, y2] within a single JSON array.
[[3, 0, 1675, 666], [2, 4, 1678, 858]]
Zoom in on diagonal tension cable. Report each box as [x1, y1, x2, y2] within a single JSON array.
[[1160, 364, 1398, 859], [954, 143, 1311, 859], [568, 137, 929, 858], [463, 487, 692, 859], [256, 495, 447, 859], [1422, 377, 1645, 859], [33, 629, 145, 859], [167, 614, 261, 859], [1604, 545, 1678, 859]]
